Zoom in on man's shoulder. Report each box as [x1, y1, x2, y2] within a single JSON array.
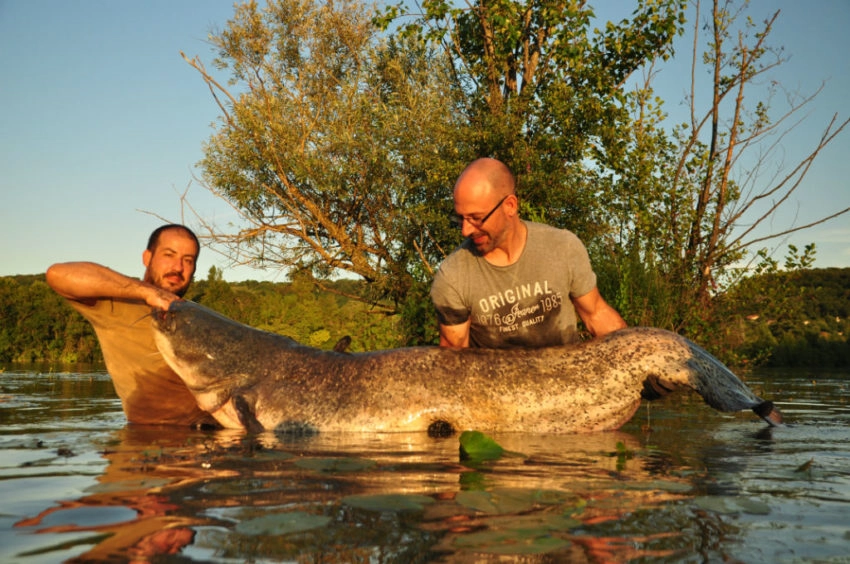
[[525, 220, 579, 240], [523, 221, 586, 254], [440, 239, 478, 269], [66, 297, 150, 323]]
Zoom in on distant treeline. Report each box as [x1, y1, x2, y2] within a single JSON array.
[[0, 268, 401, 367], [1, 267, 848, 369], [712, 267, 850, 369]]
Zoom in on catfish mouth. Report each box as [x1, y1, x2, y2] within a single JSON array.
[[151, 308, 177, 334]]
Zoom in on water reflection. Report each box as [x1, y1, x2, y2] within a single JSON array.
[[1, 369, 849, 562]]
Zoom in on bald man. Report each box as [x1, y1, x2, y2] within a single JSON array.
[[430, 158, 626, 348]]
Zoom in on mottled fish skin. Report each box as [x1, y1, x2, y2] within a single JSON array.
[[151, 301, 782, 434]]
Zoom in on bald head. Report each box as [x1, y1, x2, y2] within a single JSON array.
[[454, 158, 516, 202], [451, 158, 524, 257]]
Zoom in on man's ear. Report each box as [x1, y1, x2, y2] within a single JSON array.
[[142, 249, 152, 268], [506, 194, 519, 216]]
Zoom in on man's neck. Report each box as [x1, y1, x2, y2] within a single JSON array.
[[483, 220, 527, 267]]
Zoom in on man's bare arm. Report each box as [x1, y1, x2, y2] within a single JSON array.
[[46, 262, 180, 310], [572, 287, 627, 339], [438, 319, 471, 348]]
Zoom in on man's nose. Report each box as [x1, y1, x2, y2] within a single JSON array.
[[171, 258, 186, 272], [461, 219, 477, 237]]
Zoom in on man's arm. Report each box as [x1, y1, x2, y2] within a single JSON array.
[[438, 319, 471, 348], [46, 262, 180, 310], [571, 287, 627, 339]]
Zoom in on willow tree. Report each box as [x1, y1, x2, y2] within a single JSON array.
[[184, 0, 470, 313]]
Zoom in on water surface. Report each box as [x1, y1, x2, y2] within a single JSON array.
[[1, 369, 848, 562]]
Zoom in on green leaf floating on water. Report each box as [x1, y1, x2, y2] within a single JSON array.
[[459, 431, 525, 463], [459, 431, 503, 461]]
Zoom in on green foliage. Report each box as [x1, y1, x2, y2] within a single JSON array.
[[0, 276, 101, 365], [188, 0, 469, 321], [187, 0, 686, 342], [376, 0, 686, 242], [187, 268, 402, 352], [712, 249, 850, 367], [396, 279, 439, 346], [0, 272, 404, 368], [590, 241, 680, 331]]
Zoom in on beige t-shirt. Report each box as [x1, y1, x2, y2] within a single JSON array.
[[68, 298, 211, 426]]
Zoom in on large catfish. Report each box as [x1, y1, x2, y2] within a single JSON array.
[[151, 301, 782, 434]]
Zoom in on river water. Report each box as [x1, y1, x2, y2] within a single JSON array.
[[1, 368, 848, 563]]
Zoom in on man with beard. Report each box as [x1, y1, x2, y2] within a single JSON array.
[[431, 158, 626, 349], [46, 224, 215, 426]]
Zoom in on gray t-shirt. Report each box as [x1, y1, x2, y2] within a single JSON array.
[[430, 220, 597, 348]]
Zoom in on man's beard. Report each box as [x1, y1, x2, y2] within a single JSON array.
[[171, 277, 190, 297], [469, 228, 500, 255], [146, 270, 190, 297]]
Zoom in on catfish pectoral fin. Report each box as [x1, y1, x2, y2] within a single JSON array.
[[641, 376, 676, 401], [234, 394, 265, 434]]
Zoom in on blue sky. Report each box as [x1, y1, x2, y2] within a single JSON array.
[[1, 0, 848, 283]]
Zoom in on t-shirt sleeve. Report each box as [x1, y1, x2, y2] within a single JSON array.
[[430, 261, 471, 327], [563, 231, 597, 298]]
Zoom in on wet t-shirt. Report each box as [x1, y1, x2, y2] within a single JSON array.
[[430, 221, 597, 348], [68, 298, 211, 426]]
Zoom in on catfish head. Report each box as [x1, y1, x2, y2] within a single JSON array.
[[151, 300, 262, 416]]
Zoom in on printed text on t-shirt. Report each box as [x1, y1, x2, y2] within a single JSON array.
[[477, 280, 554, 312], [475, 280, 563, 333]]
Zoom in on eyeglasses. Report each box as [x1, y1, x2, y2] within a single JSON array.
[[451, 195, 509, 228]]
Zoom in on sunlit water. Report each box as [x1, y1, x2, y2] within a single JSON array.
[[1, 368, 848, 563]]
